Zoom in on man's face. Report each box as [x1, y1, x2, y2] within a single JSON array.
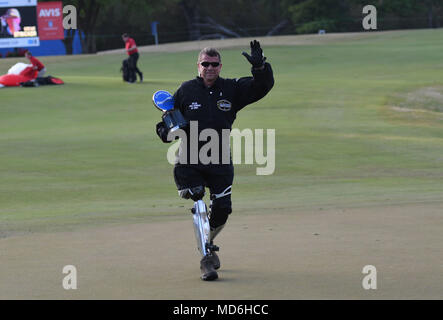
[[198, 54, 222, 83], [122, 36, 128, 42]]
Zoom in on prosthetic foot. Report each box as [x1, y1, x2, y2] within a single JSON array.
[[192, 200, 219, 280], [200, 255, 218, 281]]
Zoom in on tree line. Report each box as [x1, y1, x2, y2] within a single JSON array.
[[39, 0, 443, 53]]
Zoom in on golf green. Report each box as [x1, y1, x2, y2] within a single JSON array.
[[1, 29, 442, 236]]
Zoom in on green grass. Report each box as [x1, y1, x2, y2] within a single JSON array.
[[1, 29, 443, 235]]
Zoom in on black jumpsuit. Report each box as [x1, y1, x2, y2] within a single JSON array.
[[172, 62, 274, 228]]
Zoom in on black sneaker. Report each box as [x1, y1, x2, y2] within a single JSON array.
[[140, 73, 143, 83], [208, 251, 220, 270], [200, 255, 218, 281]]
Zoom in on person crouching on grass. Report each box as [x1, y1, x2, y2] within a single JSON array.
[[25, 50, 46, 78]]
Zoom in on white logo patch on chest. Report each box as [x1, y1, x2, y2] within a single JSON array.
[[188, 102, 202, 110]]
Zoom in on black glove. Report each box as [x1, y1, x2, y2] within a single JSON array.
[[156, 121, 170, 143], [242, 40, 266, 69]]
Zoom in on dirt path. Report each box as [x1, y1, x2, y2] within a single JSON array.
[[97, 31, 391, 55], [0, 202, 441, 299]]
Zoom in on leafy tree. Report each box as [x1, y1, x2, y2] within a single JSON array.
[[286, 0, 352, 34], [36, 0, 443, 53]]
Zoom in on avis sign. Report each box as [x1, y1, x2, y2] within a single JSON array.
[[37, 1, 77, 40]]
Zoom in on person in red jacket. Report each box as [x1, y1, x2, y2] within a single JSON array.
[[122, 33, 143, 83], [25, 51, 46, 78]]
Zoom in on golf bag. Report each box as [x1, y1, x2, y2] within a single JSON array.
[[20, 76, 64, 87], [121, 58, 136, 83]]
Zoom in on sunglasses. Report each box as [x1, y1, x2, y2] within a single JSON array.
[[200, 61, 220, 68]]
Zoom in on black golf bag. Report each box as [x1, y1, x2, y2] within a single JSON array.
[[20, 76, 64, 87], [121, 58, 136, 83]]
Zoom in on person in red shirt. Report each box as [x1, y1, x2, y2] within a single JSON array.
[[122, 33, 143, 83], [25, 51, 46, 78]]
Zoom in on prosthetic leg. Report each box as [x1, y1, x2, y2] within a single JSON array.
[[193, 185, 232, 275], [191, 200, 219, 257], [179, 185, 231, 281], [191, 199, 219, 281]]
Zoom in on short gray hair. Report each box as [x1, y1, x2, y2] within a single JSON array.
[[198, 47, 221, 62]]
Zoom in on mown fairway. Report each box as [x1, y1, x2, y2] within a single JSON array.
[[1, 29, 442, 236]]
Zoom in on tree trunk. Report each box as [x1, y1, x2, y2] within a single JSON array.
[[180, 1, 201, 41], [427, 5, 433, 28], [79, 31, 87, 53], [63, 29, 74, 55], [88, 34, 97, 53], [76, 0, 100, 53]]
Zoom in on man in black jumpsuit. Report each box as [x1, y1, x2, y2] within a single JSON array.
[[156, 40, 274, 281]]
